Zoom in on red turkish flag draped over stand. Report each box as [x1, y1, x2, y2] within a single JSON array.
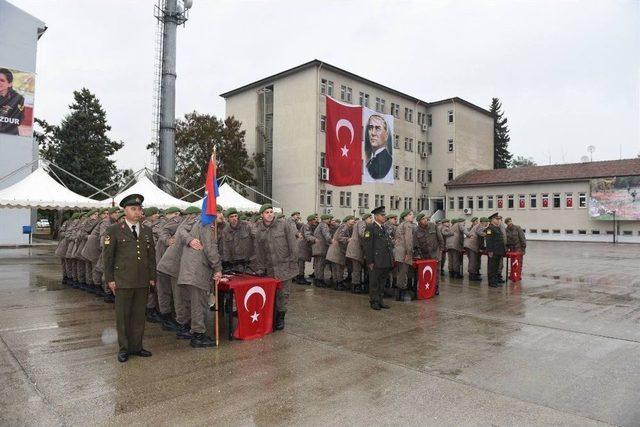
[[326, 96, 363, 186]]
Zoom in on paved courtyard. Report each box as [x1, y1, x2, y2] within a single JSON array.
[[1, 241, 640, 426]]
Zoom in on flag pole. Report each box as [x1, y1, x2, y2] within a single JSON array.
[[212, 147, 220, 347]]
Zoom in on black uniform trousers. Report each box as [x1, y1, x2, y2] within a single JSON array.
[[369, 267, 391, 303], [488, 255, 503, 285]]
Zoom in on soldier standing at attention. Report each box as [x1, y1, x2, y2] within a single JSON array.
[[394, 210, 416, 300], [463, 217, 482, 282], [103, 194, 156, 363], [295, 214, 318, 285], [326, 215, 355, 291], [220, 207, 255, 271], [505, 217, 527, 254], [485, 213, 506, 288], [253, 204, 298, 330], [346, 213, 372, 294], [362, 206, 393, 311], [154, 207, 182, 330], [413, 213, 444, 295], [311, 214, 333, 288]]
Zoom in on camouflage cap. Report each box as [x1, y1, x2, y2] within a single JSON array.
[[320, 214, 333, 221], [307, 213, 318, 221], [480, 217, 489, 222], [343, 215, 355, 222], [182, 206, 201, 215], [361, 213, 372, 220], [505, 217, 513, 223], [117, 212, 126, 220], [259, 203, 273, 214], [399, 210, 411, 220], [277, 214, 285, 219], [225, 207, 238, 217], [386, 213, 397, 219], [108, 207, 120, 214], [144, 207, 159, 217], [290, 211, 300, 216], [471, 217, 478, 222], [416, 213, 426, 222], [164, 206, 181, 215]]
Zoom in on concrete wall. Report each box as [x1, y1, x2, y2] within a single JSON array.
[[0, 1, 45, 245], [446, 180, 640, 243]]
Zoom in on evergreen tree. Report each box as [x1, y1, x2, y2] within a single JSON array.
[[490, 97, 512, 169], [510, 155, 537, 167], [169, 112, 263, 200], [36, 88, 123, 196]]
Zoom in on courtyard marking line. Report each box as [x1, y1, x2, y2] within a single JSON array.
[[0, 324, 59, 333]]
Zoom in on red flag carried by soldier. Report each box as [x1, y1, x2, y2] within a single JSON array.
[[325, 96, 363, 186]]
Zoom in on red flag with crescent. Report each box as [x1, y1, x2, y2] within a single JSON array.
[[325, 96, 363, 186], [413, 259, 439, 300]]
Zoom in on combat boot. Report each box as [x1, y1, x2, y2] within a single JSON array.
[[335, 281, 347, 291], [190, 333, 216, 348], [145, 308, 162, 323], [176, 323, 193, 340], [160, 313, 180, 331], [103, 292, 115, 303], [275, 312, 286, 330], [314, 279, 326, 288]]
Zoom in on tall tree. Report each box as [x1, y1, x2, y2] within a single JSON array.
[[164, 112, 262, 199], [510, 155, 537, 168], [490, 97, 512, 169], [36, 88, 123, 196]]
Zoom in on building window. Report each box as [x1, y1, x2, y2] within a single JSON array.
[[404, 137, 413, 152], [375, 97, 382, 112], [447, 169, 454, 181], [327, 81, 334, 97], [339, 191, 352, 207], [553, 193, 561, 208], [507, 194, 514, 209], [566, 229, 574, 234], [529, 229, 538, 233], [566, 192, 573, 208], [497, 195, 504, 209], [623, 230, 632, 236], [591, 230, 600, 235], [477, 196, 484, 209], [394, 134, 400, 149], [427, 113, 432, 127], [320, 115, 326, 132], [457, 196, 464, 210], [390, 196, 401, 210], [404, 197, 413, 210], [358, 92, 369, 107], [320, 152, 326, 167], [427, 142, 433, 155], [320, 189, 326, 206], [326, 190, 333, 206], [542, 193, 549, 208], [552, 229, 561, 234], [417, 112, 423, 125], [578, 192, 586, 208], [530, 193, 537, 208], [467, 196, 474, 209], [448, 139, 454, 152], [394, 165, 399, 179], [449, 197, 454, 210], [405, 107, 413, 122], [340, 85, 347, 102], [380, 98, 385, 113], [578, 230, 587, 235], [404, 167, 413, 181], [427, 170, 432, 183], [448, 110, 454, 124], [487, 195, 494, 209], [409, 167, 413, 181], [541, 229, 549, 234], [518, 194, 526, 208], [357, 193, 369, 208], [374, 194, 385, 207], [408, 138, 413, 152], [320, 79, 327, 95]]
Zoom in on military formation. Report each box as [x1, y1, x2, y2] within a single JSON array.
[[55, 195, 527, 360]]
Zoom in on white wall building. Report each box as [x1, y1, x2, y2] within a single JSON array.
[[222, 60, 494, 220], [445, 158, 640, 243], [0, 0, 45, 245]]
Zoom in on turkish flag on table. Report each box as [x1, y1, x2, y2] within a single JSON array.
[[219, 275, 281, 340], [325, 96, 363, 186], [506, 251, 523, 282], [413, 259, 438, 300]]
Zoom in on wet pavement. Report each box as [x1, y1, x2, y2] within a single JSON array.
[[1, 241, 639, 426]]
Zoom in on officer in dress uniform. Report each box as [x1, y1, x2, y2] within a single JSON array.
[[362, 206, 394, 311], [102, 194, 156, 363], [485, 213, 506, 288]]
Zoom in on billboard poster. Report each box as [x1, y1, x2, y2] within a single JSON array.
[[0, 66, 35, 137], [362, 107, 394, 184], [589, 176, 640, 221]]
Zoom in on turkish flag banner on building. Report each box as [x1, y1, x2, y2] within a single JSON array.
[[497, 199, 503, 209], [566, 197, 573, 207], [542, 197, 549, 207], [325, 96, 363, 186], [219, 275, 281, 340], [519, 199, 526, 208], [413, 259, 438, 300]]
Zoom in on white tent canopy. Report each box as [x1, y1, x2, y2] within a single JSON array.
[[0, 167, 107, 209], [191, 183, 281, 213], [111, 175, 193, 210]]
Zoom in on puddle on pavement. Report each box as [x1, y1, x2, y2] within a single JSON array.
[[32, 277, 66, 291]]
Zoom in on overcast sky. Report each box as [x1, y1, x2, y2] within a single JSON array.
[[12, 0, 640, 171]]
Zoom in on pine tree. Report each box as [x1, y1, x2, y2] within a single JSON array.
[[490, 97, 512, 169], [37, 88, 123, 196], [172, 112, 263, 200]]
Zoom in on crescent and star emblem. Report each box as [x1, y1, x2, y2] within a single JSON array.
[[336, 118, 354, 157], [422, 265, 433, 290], [244, 285, 266, 323]]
